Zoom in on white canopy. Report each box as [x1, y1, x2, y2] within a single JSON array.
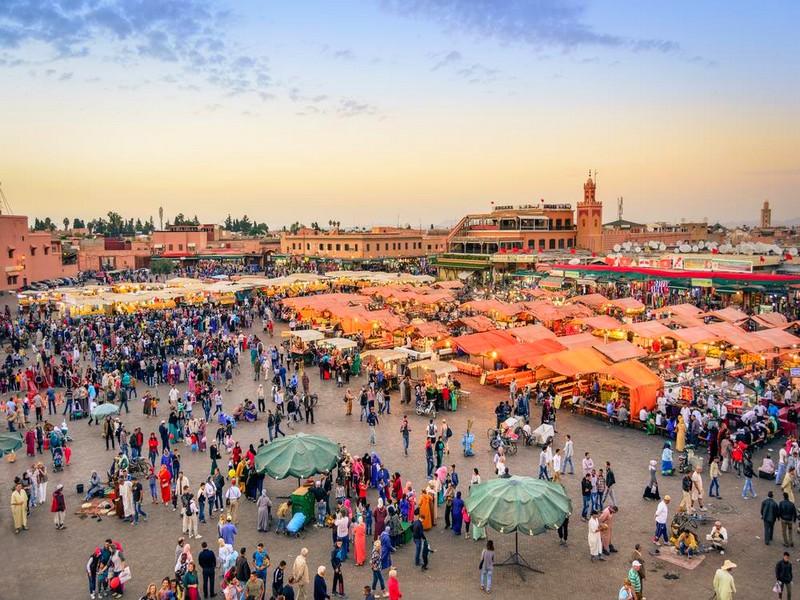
[[408, 359, 458, 378], [291, 329, 325, 343], [318, 337, 358, 351], [360, 349, 408, 363]]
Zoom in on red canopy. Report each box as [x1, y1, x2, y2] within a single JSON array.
[[452, 330, 517, 356]]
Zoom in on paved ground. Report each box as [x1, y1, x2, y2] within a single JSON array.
[[0, 322, 781, 599]]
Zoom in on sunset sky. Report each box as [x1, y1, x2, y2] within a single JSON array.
[[1, 1, 798, 228]]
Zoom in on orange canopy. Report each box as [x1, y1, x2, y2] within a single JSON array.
[[508, 324, 558, 343], [594, 340, 647, 363], [536, 348, 611, 376], [452, 330, 517, 356], [557, 333, 606, 350], [706, 322, 773, 353], [623, 321, 673, 339], [495, 339, 567, 368], [751, 312, 789, 329], [665, 326, 719, 345], [653, 303, 703, 318], [456, 315, 496, 333], [609, 297, 645, 312], [282, 293, 370, 312], [706, 306, 749, 323], [460, 299, 523, 318], [410, 321, 450, 339], [750, 328, 800, 349], [665, 314, 706, 328], [518, 301, 574, 323], [570, 293, 609, 308], [601, 360, 663, 416], [576, 315, 623, 331]]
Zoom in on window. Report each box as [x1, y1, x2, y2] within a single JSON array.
[[555, 219, 562, 230], [319, 243, 323, 250], [366, 244, 370, 251], [385, 243, 389, 251], [178, 244, 183, 251], [528, 239, 536, 248], [539, 239, 545, 248], [582, 218, 586, 228], [567, 238, 573, 248], [168, 244, 173, 251], [30, 246, 37, 256], [44, 246, 50, 255], [336, 244, 341, 251], [549, 239, 555, 249], [344, 243, 349, 251], [354, 244, 358, 251], [565, 218, 571, 229], [594, 219, 599, 228], [7, 249, 13, 259], [327, 243, 332, 250], [405, 242, 408, 250], [7, 275, 18, 285], [427, 244, 431, 250], [558, 239, 565, 249], [306, 243, 310, 250]]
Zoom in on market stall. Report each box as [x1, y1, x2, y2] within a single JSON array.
[[288, 329, 326, 365]]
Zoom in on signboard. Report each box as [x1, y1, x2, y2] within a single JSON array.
[[791, 367, 800, 378], [711, 258, 752, 274], [691, 278, 713, 288]]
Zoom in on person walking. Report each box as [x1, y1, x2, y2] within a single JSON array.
[[779, 492, 797, 548], [314, 565, 329, 600], [400, 417, 410, 457], [587, 510, 603, 561], [479, 540, 495, 593], [387, 569, 402, 600], [742, 453, 757, 499], [561, 434, 574, 475], [762, 491, 779, 545], [51, 483, 66, 530], [776, 552, 793, 600], [198, 541, 217, 599], [293, 548, 310, 600], [653, 495, 670, 546], [712, 560, 737, 600], [604, 462, 617, 507], [366, 408, 379, 446], [411, 509, 426, 566], [709, 456, 722, 498], [370, 540, 387, 597]]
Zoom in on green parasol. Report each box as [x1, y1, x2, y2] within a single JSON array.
[[0, 432, 23, 454], [254, 433, 340, 480], [91, 403, 120, 418], [465, 476, 571, 573]]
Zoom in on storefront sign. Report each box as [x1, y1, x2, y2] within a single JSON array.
[[711, 258, 752, 273], [691, 278, 713, 288]]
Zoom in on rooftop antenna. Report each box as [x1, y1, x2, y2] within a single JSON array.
[[0, 182, 14, 215]]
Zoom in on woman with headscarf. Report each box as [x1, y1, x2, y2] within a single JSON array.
[[451, 491, 465, 535], [85, 471, 104, 501], [418, 484, 434, 530], [661, 443, 674, 476], [642, 460, 660, 501], [256, 489, 272, 532], [404, 482, 415, 522], [373, 498, 387, 540], [676, 415, 686, 452], [353, 516, 367, 566], [158, 463, 172, 504]]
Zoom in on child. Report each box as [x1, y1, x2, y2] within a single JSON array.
[[365, 502, 373, 536], [96, 560, 109, 598], [148, 468, 158, 504], [363, 585, 376, 600]]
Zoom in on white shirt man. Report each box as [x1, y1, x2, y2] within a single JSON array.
[[169, 386, 179, 404]]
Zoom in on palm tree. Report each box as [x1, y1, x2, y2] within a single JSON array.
[[63, 217, 70, 231]]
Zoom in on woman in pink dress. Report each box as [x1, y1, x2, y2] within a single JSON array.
[[353, 516, 367, 566]]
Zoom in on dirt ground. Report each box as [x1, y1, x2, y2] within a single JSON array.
[[0, 321, 780, 599]]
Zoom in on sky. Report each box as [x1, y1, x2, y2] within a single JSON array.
[[1, 0, 798, 229]]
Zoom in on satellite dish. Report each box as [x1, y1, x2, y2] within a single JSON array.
[[659, 243, 666, 251], [634, 246, 642, 253], [674, 247, 681, 253], [680, 244, 691, 253], [691, 244, 699, 253], [613, 244, 621, 253], [568, 258, 580, 265], [790, 247, 798, 256], [698, 241, 705, 249], [623, 242, 632, 251]]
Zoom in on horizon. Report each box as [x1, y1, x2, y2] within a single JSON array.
[[2, 1, 798, 226]]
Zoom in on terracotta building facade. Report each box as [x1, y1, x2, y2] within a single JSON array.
[[280, 227, 447, 260], [0, 215, 78, 290]]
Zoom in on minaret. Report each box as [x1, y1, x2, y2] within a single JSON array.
[[761, 200, 771, 228], [576, 170, 603, 252]]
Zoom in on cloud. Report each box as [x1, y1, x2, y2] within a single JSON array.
[[0, 0, 272, 96], [431, 49, 501, 83], [337, 97, 377, 118], [381, 0, 679, 53]]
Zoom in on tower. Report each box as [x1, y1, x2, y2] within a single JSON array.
[[576, 170, 603, 253], [761, 200, 771, 229]]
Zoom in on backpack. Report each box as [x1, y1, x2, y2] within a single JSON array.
[[681, 475, 692, 492]]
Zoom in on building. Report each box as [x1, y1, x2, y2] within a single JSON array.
[[446, 203, 576, 254], [151, 224, 279, 266], [601, 219, 713, 252], [0, 215, 78, 290], [77, 237, 152, 272], [279, 227, 447, 261], [576, 173, 603, 253], [761, 200, 772, 229]]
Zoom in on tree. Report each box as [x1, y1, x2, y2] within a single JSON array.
[[63, 217, 70, 231], [72, 218, 85, 229], [150, 259, 175, 275]]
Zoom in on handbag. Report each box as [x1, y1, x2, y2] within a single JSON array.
[[478, 558, 484, 570], [773, 581, 782, 594]]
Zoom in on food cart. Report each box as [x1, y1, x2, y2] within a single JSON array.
[[289, 330, 326, 365]]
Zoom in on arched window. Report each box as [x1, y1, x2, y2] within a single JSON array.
[[582, 218, 586, 228], [594, 219, 599, 228]]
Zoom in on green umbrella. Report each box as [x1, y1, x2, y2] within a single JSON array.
[[255, 433, 339, 480], [0, 432, 23, 454], [465, 476, 571, 573], [91, 403, 120, 418]]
